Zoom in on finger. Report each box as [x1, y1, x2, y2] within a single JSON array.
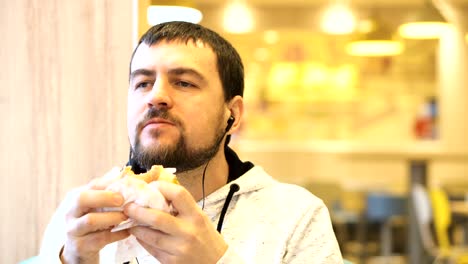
[[69, 190, 124, 217], [136, 238, 174, 263], [69, 211, 128, 236], [130, 226, 176, 253], [66, 228, 130, 254], [155, 181, 200, 216], [88, 229, 130, 249], [124, 203, 183, 235]]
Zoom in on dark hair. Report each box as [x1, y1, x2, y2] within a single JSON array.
[[129, 21, 244, 101]]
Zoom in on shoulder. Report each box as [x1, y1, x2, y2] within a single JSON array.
[[236, 166, 328, 215], [261, 181, 328, 219]]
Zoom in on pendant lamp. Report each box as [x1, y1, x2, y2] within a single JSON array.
[[147, 0, 203, 25], [223, 0, 254, 34], [320, 1, 356, 35], [346, 18, 403, 57], [398, 0, 450, 39]]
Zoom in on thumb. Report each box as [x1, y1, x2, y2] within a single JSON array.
[[156, 181, 200, 216]]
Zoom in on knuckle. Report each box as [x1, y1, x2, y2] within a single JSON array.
[[191, 214, 205, 227], [177, 241, 193, 256], [66, 219, 81, 236], [184, 231, 198, 245], [173, 188, 186, 199], [74, 191, 88, 212], [81, 213, 95, 227], [77, 191, 87, 206], [65, 211, 74, 221], [65, 227, 75, 238], [176, 224, 205, 254], [147, 213, 161, 227]]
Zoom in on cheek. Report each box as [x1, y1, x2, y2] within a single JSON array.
[[127, 99, 141, 145], [127, 115, 136, 146], [188, 112, 223, 143]]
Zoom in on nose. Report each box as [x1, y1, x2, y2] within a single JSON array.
[[146, 77, 173, 109]]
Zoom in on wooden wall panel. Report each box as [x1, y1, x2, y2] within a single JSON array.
[[0, 1, 132, 262]]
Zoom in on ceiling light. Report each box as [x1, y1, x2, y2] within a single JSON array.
[[254, 48, 270, 62], [263, 30, 279, 45], [347, 18, 403, 57], [301, 63, 328, 87], [398, 1, 450, 39], [268, 63, 299, 89], [356, 19, 375, 34], [147, 1, 202, 25], [320, 2, 356, 35], [346, 40, 403, 57], [223, 0, 254, 34]]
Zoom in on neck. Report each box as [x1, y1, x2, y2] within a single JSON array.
[[175, 148, 229, 202]]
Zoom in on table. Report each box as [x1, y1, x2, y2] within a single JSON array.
[[451, 201, 468, 216]]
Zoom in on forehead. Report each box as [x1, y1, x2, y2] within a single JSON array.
[[130, 40, 218, 74]]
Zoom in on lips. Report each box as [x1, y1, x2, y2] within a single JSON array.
[[143, 118, 175, 129]]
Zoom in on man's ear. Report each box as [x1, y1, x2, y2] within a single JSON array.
[[227, 95, 244, 133]]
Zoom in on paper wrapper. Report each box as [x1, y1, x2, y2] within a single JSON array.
[[98, 166, 177, 232], [96, 166, 177, 263]]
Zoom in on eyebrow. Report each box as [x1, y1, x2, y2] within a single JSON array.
[[129, 67, 207, 84], [129, 69, 156, 81], [168, 67, 206, 83]]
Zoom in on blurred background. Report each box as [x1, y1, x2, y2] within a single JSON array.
[[2, 0, 468, 263]]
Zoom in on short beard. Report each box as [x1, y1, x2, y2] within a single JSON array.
[[132, 110, 226, 173]]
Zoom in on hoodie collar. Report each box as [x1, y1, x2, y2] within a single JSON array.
[[198, 165, 277, 213], [225, 146, 254, 183]]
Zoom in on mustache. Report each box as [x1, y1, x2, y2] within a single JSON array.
[[136, 108, 182, 132]]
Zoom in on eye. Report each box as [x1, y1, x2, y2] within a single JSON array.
[[135, 81, 153, 90], [175, 80, 196, 88]]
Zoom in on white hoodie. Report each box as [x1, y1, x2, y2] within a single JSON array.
[[39, 165, 343, 263]]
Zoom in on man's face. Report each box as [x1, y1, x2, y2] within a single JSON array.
[[127, 40, 227, 172]]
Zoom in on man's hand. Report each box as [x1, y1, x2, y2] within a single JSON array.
[[61, 180, 130, 264], [124, 181, 228, 264]]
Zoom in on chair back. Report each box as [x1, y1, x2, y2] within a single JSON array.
[[366, 192, 407, 221], [429, 187, 452, 250], [411, 184, 437, 254]]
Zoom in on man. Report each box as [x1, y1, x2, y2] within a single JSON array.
[[40, 21, 343, 263]]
